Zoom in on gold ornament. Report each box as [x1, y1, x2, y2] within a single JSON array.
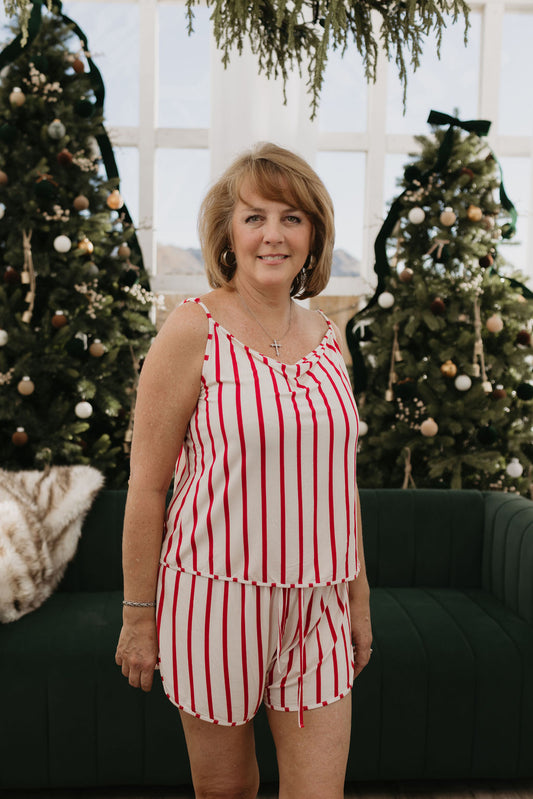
[[9, 87, 26, 107], [440, 360, 457, 378], [439, 207, 456, 227], [117, 242, 131, 258], [17, 376, 35, 396], [106, 189, 124, 210], [467, 204, 483, 222], [89, 339, 106, 358], [78, 236, 94, 254]]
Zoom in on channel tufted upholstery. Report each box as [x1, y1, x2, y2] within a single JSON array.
[[0, 489, 532, 788]]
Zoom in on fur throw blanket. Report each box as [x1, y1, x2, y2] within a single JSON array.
[[0, 465, 104, 623]]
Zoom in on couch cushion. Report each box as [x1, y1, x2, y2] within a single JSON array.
[[0, 591, 192, 789], [350, 586, 533, 780], [361, 489, 485, 588]]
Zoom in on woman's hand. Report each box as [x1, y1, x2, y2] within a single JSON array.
[[349, 577, 373, 678], [115, 611, 159, 692]]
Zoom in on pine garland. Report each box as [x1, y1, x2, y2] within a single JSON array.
[[5, 0, 470, 117], [3, 0, 51, 45], [186, 0, 470, 117]]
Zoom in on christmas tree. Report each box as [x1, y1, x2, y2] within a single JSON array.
[[0, 2, 157, 488], [348, 111, 533, 496]]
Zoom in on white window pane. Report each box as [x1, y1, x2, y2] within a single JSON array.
[[158, 5, 210, 128], [155, 149, 210, 274], [386, 12, 480, 135], [316, 152, 365, 274], [113, 146, 139, 228], [499, 14, 533, 136], [384, 154, 409, 210], [318, 47, 367, 132], [498, 157, 531, 277], [62, 2, 139, 127]]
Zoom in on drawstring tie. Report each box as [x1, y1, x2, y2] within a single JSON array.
[[276, 588, 306, 729], [297, 587, 305, 728]]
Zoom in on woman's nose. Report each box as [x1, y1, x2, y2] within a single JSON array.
[[263, 219, 283, 244]]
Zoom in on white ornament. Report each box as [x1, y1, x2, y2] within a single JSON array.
[[75, 401, 93, 419], [86, 136, 100, 159], [53, 234, 72, 253], [0, 203, 5, 219], [378, 291, 395, 309], [358, 420, 368, 437], [506, 458, 524, 478], [454, 374, 472, 392], [408, 207, 426, 225], [486, 314, 504, 333], [0, 329, 8, 346], [420, 417, 439, 437], [47, 118, 66, 140], [482, 381, 493, 393]]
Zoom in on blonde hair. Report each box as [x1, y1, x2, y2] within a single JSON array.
[[198, 142, 335, 299]]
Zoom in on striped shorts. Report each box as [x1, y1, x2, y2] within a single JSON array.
[[156, 565, 354, 728]]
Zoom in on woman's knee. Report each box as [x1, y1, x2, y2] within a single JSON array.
[[179, 711, 260, 799], [192, 768, 260, 799]]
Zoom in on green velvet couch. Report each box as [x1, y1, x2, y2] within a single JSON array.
[[1, 488, 533, 789]]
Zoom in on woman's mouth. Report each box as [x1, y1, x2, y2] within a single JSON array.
[[258, 254, 289, 264]]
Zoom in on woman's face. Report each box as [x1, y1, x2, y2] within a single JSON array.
[[230, 179, 313, 293]]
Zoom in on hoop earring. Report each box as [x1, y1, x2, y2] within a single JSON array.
[[220, 249, 236, 269]]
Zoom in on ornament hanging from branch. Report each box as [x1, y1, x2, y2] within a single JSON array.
[[472, 294, 493, 391], [21, 229, 36, 324], [385, 322, 401, 401]]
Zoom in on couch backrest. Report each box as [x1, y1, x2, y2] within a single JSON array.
[[60, 488, 486, 592], [59, 490, 127, 592], [360, 489, 485, 588]]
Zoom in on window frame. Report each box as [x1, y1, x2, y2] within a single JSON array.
[[29, 0, 533, 295]]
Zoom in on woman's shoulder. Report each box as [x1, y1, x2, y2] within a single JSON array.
[[147, 298, 210, 366], [299, 304, 342, 348]]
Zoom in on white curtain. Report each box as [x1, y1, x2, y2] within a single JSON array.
[[210, 39, 319, 179]]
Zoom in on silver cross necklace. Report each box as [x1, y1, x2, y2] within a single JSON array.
[[237, 293, 293, 357]]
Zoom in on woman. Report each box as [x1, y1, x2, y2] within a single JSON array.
[[115, 142, 372, 799]]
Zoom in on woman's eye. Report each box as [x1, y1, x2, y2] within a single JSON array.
[[245, 215, 262, 223], [286, 215, 301, 224]]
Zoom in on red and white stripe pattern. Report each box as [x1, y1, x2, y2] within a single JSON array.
[[157, 567, 354, 727], [161, 298, 360, 588]]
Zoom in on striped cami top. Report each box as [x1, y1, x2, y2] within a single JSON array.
[[160, 298, 360, 588]]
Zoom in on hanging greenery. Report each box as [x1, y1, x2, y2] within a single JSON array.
[[185, 0, 470, 117], [4, 0, 469, 117]]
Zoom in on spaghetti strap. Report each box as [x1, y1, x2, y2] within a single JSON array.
[[315, 308, 331, 325], [183, 297, 212, 317]]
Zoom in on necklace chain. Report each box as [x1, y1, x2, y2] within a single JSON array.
[[237, 293, 293, 357]]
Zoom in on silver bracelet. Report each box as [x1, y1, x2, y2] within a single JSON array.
[[122, 600, 156, 608]]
